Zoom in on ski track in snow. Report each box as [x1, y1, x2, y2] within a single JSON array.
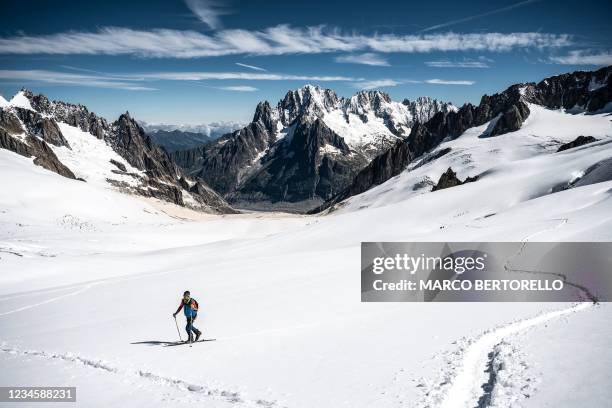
[[0, 343, 282, 407], [520, 218, 568, 242], [436, 302, 593, 408], [0, 283, 99, 316]]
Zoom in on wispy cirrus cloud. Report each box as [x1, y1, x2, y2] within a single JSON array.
[[419, 0, 543, 32], [353, 77, 475, 89], [549, 50, 612, 66], [335, 53, 389, 66], [426, 78, 475, 85], [0, 69, 360, 91], [184, 0, 232, 30], [235, 62, 267, 71], [425, 57, 492, 68], [352, 79, 402, 90], [134, 71, 359, 81], [0, 69, 156, 91], [0, 26, 573, 58], [216, 85, 258, 92]]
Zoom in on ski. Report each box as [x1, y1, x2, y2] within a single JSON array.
[[164, 339, 216, 347]]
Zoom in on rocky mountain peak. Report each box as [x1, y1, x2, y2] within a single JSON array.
[[278, 85, 340, 125], [252, 100, 278, 135], [347, 90, 392, 114]]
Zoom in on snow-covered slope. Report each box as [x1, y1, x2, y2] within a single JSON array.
[[1, 136, 611, 407], [8, 90, 34, 110], [2, 70, 612, 407], [53, 122, 144, 187], [335, 104, 612, 213]]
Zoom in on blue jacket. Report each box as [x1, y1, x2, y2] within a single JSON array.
[[177, 298, 199, 317]]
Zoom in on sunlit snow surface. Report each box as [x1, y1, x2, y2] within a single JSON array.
[[8, 90, 34, 110], [53, 123, 144, 187], [1, 104, 611, 407]]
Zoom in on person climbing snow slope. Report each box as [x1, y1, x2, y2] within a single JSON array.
[[173, 290, 202, 342]]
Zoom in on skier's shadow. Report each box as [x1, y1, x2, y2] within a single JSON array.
[[131, 339, 216, 347], [130, 340, 178, 346]]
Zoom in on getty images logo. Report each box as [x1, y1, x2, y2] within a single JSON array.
[[371, 250, 489, 275]]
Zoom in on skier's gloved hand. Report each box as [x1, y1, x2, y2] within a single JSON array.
[[172, 313, 177, 317]]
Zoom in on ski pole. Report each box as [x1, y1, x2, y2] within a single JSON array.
[[174, 315, 183, 342]]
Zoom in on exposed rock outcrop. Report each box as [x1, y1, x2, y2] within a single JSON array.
[[431, 167, 478, 191], [12, 107, 70, 147], [0, 129, 76, 179], [557, 136, 598, 152]]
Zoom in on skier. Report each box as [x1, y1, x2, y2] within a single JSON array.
[[172, 290, 202, 342]]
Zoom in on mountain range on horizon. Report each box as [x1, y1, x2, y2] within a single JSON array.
[[1, 65, 611, 215]]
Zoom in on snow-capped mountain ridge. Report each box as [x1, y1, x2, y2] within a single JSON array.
[[0, 90, 234, 213], [264, 84, 455, 141], [173, 84, 455, 211]]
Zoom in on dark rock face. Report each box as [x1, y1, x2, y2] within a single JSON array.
[[23, 90, 109, 140], [0, 90, 234, 214], [432, 168, 462, 191], [111, 113, 181, 181], [110, 159, 127, 172], [431, 167, 478, 191], [525, 66, 612, 112], [314, 137, 411, 213], [489, 100, 530, 137], [252, 101, 278, 135], [314, 66, 612, 213], [27, 135, 77, 179], [171, 144, 207, 172], [557, 136, 599, 152], [12, 107, 70, 147], [230, 118, 363, 207], [174, 122, 272, 195], [0, 109, 24, 134], [0, 129, 76, 179]]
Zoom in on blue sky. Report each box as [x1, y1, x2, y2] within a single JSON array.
[[1, 0, 611, 124]]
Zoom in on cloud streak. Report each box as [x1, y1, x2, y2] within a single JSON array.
[[419, 0, 543, 32], [235, 62, 267, 71], [425, 58, 491, 68], [216, 85, 258, 91], [0, 69, 360, 91], [426, 79, 475, 85], [335, 53, 389, 66], [134, 71, 359, 81], [0, 26, 572, 58], [549, 50, 612, 66], [0, 69, 156, 91], [184, 0, 231, 30], [352, 79, 402, 90]]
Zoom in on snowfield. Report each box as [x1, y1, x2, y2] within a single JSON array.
[[1, 104, 611, 407], [53, 123, 144, 188]]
